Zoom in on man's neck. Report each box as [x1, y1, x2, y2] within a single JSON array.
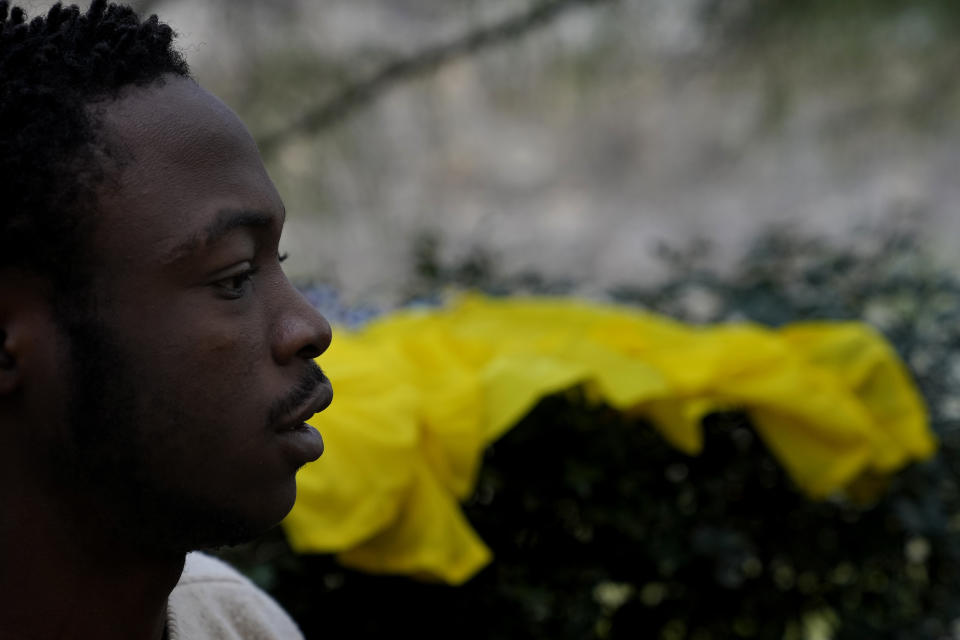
[[0, 487, 186, 640]]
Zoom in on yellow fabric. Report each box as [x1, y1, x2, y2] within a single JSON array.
[[283, 295, 935, 584]]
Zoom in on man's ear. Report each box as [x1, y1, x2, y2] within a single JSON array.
[[0, 329, 13, 369], [0, 330, 12, 370], [0, 271, 56, 397], [0, 329, 13, 391], [0, 326, 20, 395]]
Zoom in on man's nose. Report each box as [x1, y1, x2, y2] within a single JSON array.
[[272, 285, 332, 364]]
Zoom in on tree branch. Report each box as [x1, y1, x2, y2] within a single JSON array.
[[256, 0, 618, 156]]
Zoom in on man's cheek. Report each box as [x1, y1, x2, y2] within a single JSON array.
[[173, 347, 264, 410]]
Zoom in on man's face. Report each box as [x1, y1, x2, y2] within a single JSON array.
[[39, 76, 332, 553]]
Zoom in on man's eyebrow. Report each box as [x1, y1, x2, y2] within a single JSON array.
[[164, 209, 274, 265]]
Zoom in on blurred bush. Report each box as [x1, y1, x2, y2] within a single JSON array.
[[218, 227, 960, 639]]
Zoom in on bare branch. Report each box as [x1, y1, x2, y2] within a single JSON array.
[[256, 0, 618, 156]]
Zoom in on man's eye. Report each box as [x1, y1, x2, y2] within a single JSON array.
[[213, 265, 259, 299]]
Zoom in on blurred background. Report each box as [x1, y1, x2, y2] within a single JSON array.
[[74, 0, 960, 305], [45, 0, 960, 637]]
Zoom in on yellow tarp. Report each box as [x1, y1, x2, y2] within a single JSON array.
[[284, 295, 935, 585]]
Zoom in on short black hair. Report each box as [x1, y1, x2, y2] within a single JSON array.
[[0, 0, 189, 291]]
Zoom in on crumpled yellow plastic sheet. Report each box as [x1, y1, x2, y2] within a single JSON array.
[[284, 295, 935, 585]]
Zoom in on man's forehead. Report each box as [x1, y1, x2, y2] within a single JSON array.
[[97, 75, 258, 163], [163, 208, 281, 266], [88, 76, 285, 266]]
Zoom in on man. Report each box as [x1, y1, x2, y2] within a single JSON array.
[[0, 1, 332, 638]]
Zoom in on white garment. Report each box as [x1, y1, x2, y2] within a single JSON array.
[[166, 552, 304, 640]]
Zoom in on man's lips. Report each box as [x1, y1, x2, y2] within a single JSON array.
[[275, 381, 333, 432]]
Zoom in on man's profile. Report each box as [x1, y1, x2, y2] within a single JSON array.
[[0, 1, 332, 638]]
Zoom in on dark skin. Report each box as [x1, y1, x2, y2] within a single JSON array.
[[0, 76, 332, 639]]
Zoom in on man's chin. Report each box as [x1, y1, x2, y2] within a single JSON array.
[[125, 483, 298, 556], [145, 512, 287, 556]]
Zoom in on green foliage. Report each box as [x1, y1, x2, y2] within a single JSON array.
[[219, 228, 960, 639]]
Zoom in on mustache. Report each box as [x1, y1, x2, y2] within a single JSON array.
[[266, 364, 329, 428]]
